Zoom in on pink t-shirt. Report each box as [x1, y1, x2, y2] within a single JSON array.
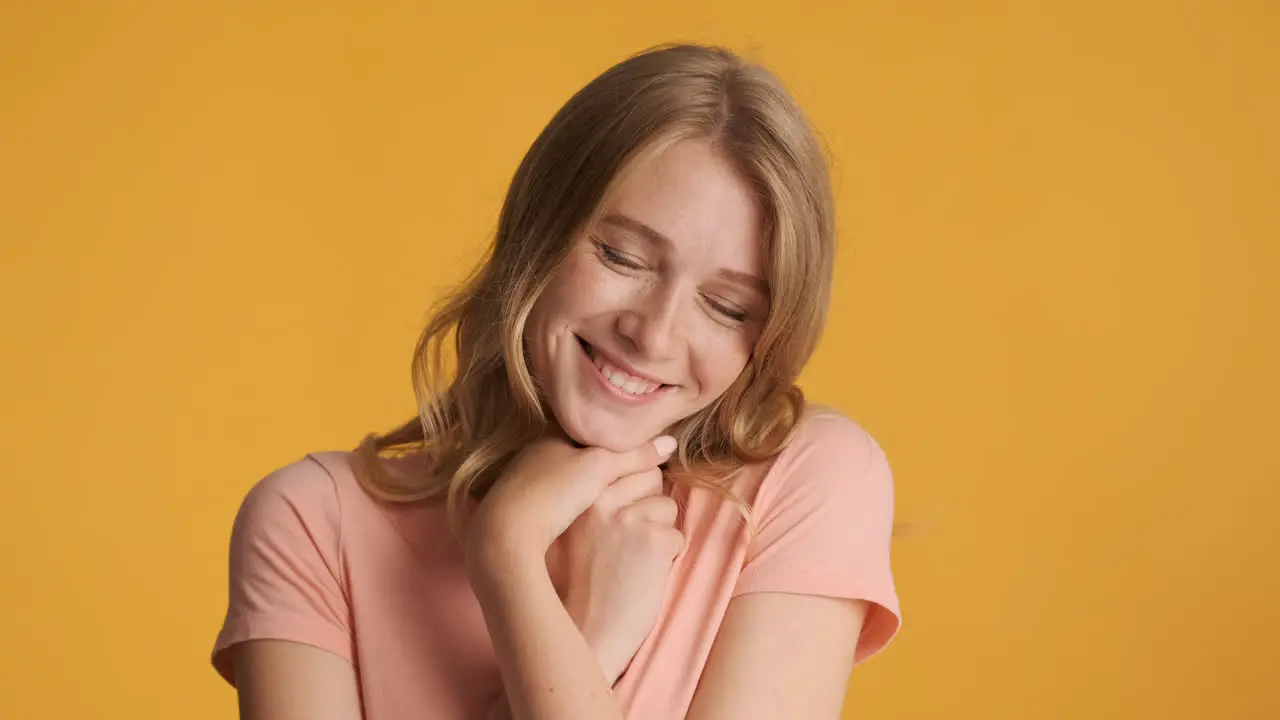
[[211, 411, 901, 718]]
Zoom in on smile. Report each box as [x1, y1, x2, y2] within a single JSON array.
[[576, 335, 672, 399]]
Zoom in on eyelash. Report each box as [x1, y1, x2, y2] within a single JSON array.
[[709, 301, 749, 323], [595, 241, 645, 270], [592, 239, 751, 325]]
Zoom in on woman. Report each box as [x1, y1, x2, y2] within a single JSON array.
[[212, 42, 901, 719]]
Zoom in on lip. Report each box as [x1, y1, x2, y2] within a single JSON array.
[[576, 335, 674, 402], [575, 335, 670, 386]]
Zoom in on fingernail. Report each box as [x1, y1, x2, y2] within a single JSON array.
[[653, 435, 677, 457]]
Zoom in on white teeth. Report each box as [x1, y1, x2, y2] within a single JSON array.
[[591, 353, 660, 395]]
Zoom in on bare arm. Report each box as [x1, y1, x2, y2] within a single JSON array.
[[231, 591, 868, 720], [226, 438, 671, 720], [686, 593, 869, 719], [469, 541, 625, 720], [464, 436, 680, 720], [234, 640, 362, 720], [228, 542, 629, 720], [230, 589, 619, 720]]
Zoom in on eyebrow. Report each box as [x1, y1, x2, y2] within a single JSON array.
[[601, 212, 770, 298]]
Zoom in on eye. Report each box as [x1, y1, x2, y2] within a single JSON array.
[[705, 295, 750, 324], [592, 238, 646, 270]]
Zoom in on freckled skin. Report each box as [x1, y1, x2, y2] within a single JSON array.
[[524, 139, 769, 451]]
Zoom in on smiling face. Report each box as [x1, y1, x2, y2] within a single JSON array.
[[524, 139, 769, 452]]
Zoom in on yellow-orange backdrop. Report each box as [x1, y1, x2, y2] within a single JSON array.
[[2, 1, 1276, 718]]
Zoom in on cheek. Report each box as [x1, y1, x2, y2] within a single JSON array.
[[524, 292, 567, 375], [540, 252, 619, 313], [523, 254, 610, 364], [528, 259, 589, 332], [690, 333, 753, 397]]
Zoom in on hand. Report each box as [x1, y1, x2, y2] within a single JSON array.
[[466, 434, 678, 580], [552, 466, 684, 685]]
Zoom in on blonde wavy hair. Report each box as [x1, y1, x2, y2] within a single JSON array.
[[352, 43, 837, 531]]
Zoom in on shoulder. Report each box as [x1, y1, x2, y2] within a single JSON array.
[[229, 451, 364, 549], [214, 452, 361, 683], [230, 449, 441, 556], [753, 406, 893, 504], [789, 406, 883, 460], [729, 405, 902, 659], [239, 453, 342, 515]]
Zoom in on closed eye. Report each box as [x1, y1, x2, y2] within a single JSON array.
[[592, 238, 646, 270], [705, 295, 750, 323]]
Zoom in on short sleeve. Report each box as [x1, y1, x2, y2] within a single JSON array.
[[211, 455, 353, 685], [732, 412, 902, 664]]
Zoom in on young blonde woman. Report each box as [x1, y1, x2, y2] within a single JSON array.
[[212, 43, 902, 719]]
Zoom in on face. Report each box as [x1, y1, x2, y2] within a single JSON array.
[[524, 139, 769, 452]]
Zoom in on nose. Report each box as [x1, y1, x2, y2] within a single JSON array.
[[615, 284, 684, 361]]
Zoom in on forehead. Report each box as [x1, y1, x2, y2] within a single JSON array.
[[602, 140, 765, 275]]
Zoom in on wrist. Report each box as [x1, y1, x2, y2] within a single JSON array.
[[466, 526, 547, 600], [566, 595, 629, 686], [586, 634, 629, 687]]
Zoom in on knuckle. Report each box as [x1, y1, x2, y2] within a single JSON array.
[[616, 503, 643, 525], [639, 468, 663, 492], [645, 526, 682, 555], [593, 488, 620, 509], [665, 528, 685, 554], [646, 523, 677, 545]]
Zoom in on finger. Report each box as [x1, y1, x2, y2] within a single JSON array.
[[603, 468, 664, 505], [623, 494, 679, 526], [606, 435, 677, 478], [656, 525, 685, 559], [576, 436, 674, 510]]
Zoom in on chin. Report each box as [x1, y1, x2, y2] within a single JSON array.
[[536, 331, 677, 452], [555, 408, 651, 453]]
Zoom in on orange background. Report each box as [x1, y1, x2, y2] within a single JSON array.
[[2, 1, 1277, 718]]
